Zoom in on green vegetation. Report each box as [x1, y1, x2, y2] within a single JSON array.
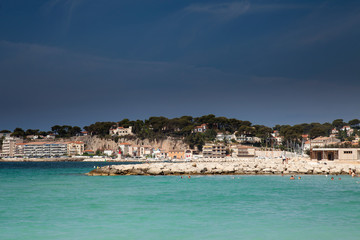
[[51, 125, 82, 138], [2, 116, 360, 151]]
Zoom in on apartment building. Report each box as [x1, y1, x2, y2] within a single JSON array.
[[167, 150, 184, 159], [1, 137, 23, 157], [66, 141, 85, 156], [231, 145, 255, 158], [23, 142, 67, 158], [203, 144, 226, 158]]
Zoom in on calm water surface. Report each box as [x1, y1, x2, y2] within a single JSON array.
[[1, 162, 359, 240]]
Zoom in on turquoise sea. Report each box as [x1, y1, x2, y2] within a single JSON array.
[[1, 162, 360, 240]]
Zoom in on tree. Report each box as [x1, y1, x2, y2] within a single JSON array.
[[309, 126, 327, 139], [69, 126, 82, 136], [203, 129, 217, 141], [11, 128, 25, 138], [51, 125, 62, 135], [84, 122, 116, 136], [0, 130, 11, 133], [25, 129, 40, 136], [349, 119, 360, 128], [332, 119, 345, 129]]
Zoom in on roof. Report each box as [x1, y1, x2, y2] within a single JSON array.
[[312, 148, 360, 151], [66, 141, 84, 144], [313, 137, 331, 141], [15, 143, 27, 146], [24, 142, 67, 145]]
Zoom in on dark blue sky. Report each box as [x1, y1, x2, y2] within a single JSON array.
[[1, 0, 360, 130]]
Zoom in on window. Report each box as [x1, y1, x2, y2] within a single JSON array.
[[344, 151, 353, 154]]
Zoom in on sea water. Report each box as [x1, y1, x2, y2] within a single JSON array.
[[0, 162, 359, 240]]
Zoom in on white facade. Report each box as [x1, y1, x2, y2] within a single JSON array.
[[24, 142, 67, 157], [1, 137, 23, 157], [110, 126, 133, 136], [104, 150, 114, 156], [216, 133, 236, 141], [311, 137, 340, 148], [66, 141, 85, 156]]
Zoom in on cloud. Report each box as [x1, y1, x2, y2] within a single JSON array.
[[42, 0, 86, 28], [185, 1, 251, 21], [184, 1, 306, 21], [300, 12, 360, 44]]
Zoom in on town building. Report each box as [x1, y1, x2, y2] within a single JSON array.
[[202, 144, 226, 158], [46, 134, 56, 140], [84, 150, 95, 155], [271, 130, 280, 138], [153, 148, 167, 159], [110, 126, 133, 136], [1, 137, 23, 157], [310, 137, 341, 148], [231, 145, 255, 158], [129, 145, 141, 157], [80, 131, 88, 136], [104, 150, 114, 156], [235, 135, 261, 143], [66, 141, 85, 156], [167, 150, 184, 160], [310, 148, 360, 161], [23, 142, 67, 158], [184, 149, 194, 160], [119, 143, 132, 156], [140, 145, 153, 157], [0, 132, 11, 138], [216, 133, 236, 141], [192, 124, 207, 133]]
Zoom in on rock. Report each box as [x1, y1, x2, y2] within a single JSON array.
[[147, 167, 163, 175]]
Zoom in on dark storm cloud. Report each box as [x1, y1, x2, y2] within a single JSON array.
[[0, 0, 360, 130]]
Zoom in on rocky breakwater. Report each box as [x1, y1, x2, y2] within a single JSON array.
[[87, 158, 360, 176]]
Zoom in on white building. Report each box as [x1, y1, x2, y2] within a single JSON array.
[[231, 145, 255, 158], [311, 137, 340, 148], [0, 132, 11, 138], [1, 137, 23, 157], [104, 150, 114, 157], [192, 124, 207, 133], [236, 135, 261, 143], [203, 144, 226, 158], [23, 142, 67, 158], [311, 148, 360, 161], [110, 126, 133, 136], [66, 141, 85, 156], [216, 133, 236, 142], [119, 142, 132, 156]]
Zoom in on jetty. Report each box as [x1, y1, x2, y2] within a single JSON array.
[[87, 158, 360, 176]]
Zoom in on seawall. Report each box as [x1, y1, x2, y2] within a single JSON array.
[[87, 158, 360, 176]]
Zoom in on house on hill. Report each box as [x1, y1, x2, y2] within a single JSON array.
[[110, 126, 133, 136]]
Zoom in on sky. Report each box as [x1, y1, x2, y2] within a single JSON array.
[[1, 0, 360, 131]]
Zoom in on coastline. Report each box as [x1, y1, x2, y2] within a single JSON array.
[[87, 158, 360, 176]]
